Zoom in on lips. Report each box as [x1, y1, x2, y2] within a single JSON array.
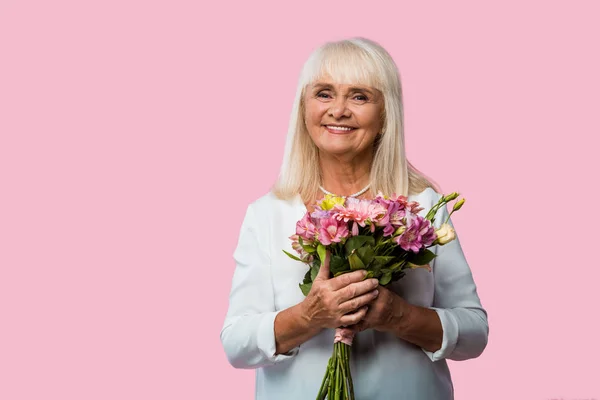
[[323, 125, 358, 134]]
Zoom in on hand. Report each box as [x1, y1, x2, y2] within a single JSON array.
[[350, 284, 413, 334], [300, 251, 380, 330]]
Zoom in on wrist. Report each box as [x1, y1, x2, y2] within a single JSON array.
[[386, 298, 415, 336], [298, 300, 322, 334]]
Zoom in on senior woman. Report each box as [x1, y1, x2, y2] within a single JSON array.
[[220, 37, 488, 399]]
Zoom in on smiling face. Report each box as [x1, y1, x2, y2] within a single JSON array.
[[303, 78, 385, 159]]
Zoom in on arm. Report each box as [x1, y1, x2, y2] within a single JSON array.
[[276, 252, 379, 354], [418, 190, 489, 361], [273, 303, 321, 355], [220, 205, 380, 367], [388, 301, 444, 353], [355, 189, 488, 361], [220, 204, 301, 369]]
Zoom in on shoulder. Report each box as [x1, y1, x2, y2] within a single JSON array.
[[408, 186, 442, 206], [245, 191, 300, 220]]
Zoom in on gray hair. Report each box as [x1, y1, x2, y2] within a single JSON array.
[[272, 37, 440, 202]]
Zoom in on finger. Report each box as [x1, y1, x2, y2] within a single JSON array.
[[329, 269, 368, 291], [339, 289, 379, 314], [315, 250, 331, 281], [336, 278, 379, 303], [339, 306, 368, 326], [349, 321, 365, 333]]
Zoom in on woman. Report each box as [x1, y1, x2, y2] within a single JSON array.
[[220, 37, 488, 399]]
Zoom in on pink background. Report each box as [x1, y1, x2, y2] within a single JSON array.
[[1, 1, 599, 399]]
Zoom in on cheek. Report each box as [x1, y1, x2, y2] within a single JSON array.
[[306, 107, 325, 125]]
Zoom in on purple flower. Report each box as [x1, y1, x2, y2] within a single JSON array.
[[393, 215, 436, 253]]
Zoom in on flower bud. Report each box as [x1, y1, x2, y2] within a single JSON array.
[[394, 226, 406, 236], [452, 198, 465, 211], [443, 192, 459, 202], [434, 223, 456, 245]]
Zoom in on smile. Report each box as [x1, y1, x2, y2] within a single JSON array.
[[324, 125, 357, 134]]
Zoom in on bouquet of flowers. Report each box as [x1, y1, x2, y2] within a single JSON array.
[[283, 191, 465, 400]]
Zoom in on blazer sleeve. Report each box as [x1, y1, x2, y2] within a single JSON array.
[[220, 203, 299, 369], [421, 189, 489, 362]]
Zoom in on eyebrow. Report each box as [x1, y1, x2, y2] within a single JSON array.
[[311, 82, 377, 95]]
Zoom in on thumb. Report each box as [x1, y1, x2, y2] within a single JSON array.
[[315, 249, 331, 281]]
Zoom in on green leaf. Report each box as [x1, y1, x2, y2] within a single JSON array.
[[407, 249, 437, 265], [373, 255, 396, 265], [387, 260, 406, 272], [329, 255, 347, 275], [344, 235, 375, 256], [299, 282, 312, 296], [348, 252, 365, 270], [302, 269, 311, 284], [302, 245, 316, 253], [357, 245, 375, 266], [379, 271, 393, 285], [317, 243, 327, 265], [282, 249, 302, 262]]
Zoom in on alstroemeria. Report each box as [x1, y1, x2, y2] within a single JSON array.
[[387, 193, 409, 208], [374, 197, 400, 234], [289, 234, 313, 262], [283, 190, 465, 400], [394, 215, 436, 253], [318, 216, 349, 245], [296, 213, 316, 241], [406, 200, 424, 215]]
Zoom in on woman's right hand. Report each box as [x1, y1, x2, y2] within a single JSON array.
[[300, 251, 380, 330]]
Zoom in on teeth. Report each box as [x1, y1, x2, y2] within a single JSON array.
[[326, 126, 354, 131]]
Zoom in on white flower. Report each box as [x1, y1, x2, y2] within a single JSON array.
[[434, 223, 456, 245]]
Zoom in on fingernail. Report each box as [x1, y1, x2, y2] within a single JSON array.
[[361, 270, 368, 277], [370, 279, 379, 285], [374, 290, 379, 296]]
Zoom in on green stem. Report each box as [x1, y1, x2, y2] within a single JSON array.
[[339, 345, 349, 399], [335, 343, 341, 400], [317, 378, 329, 400], [328, 346, 335, 399], [347, 345, 355, 400], [317, 361, 329, 399]]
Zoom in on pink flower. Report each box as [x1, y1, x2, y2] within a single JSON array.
[[289, 234, 313, 262], [318, 216, 349, 245], [393, 215, 436, 253], [296, 212, 316, 241], [334, 198, 387, 228], [406, 200, 424, 215]]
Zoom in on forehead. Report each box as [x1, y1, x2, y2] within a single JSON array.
[[303, 47, 385, 92]]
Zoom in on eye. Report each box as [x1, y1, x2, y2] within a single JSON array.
[[316, 91, 331, 99], [354, 94, 368, 101]]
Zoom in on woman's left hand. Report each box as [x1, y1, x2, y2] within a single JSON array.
[[350, 284, 412, 334]]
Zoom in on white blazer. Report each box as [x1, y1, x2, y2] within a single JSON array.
[[221, 187, 488, 399]]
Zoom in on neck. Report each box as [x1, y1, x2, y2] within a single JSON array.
[[318, 149, 372, 197]]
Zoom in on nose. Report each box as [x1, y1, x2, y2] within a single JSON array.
[[328, 96, 351, 119]]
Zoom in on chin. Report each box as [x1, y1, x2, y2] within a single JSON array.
[[319, 144, 356, 156]]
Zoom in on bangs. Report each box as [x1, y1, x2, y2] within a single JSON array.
[[302, 42, 385, 93]]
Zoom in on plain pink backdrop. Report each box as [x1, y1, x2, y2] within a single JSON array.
[[1, 1, 599, 399]]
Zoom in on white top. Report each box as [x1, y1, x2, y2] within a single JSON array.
[[220, 187, 488, 400]]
